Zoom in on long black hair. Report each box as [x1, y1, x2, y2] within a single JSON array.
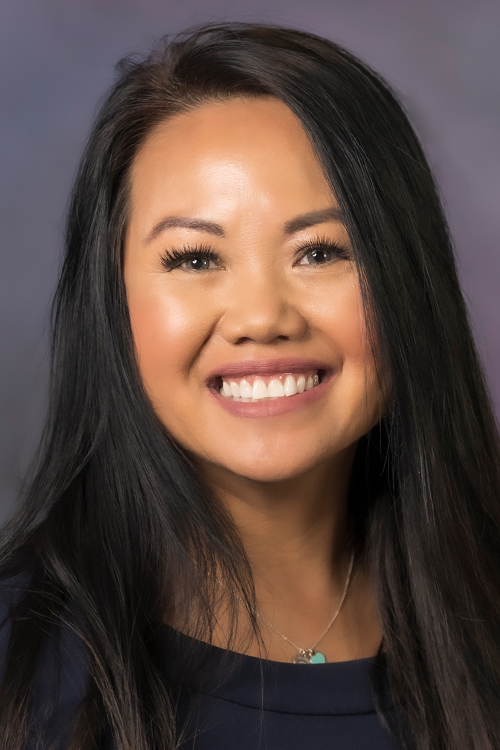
[[1, 22, 500, 750]]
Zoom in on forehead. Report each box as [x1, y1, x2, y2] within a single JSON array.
[[127, 97, 334, 231]]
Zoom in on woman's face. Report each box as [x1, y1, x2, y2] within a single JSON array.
[[124, 97, 385, 483]]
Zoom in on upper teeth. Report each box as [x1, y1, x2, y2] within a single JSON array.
[[219, 372, 320, 401]]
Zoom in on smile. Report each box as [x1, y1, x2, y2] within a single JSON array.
[[217, 371, 320, 402], [206, 359, 332, 418]]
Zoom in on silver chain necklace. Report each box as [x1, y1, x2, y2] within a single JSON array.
[[208, 548, 356, 664], [256, 549, 355, 663]]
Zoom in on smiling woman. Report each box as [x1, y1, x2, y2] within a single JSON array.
[[1, 21, 500, 750], [124, 99, 383, 476]]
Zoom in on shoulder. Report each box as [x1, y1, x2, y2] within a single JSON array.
[[0, 570, 30, 613], [0, 571, 31, 674], [0, 569, 90, 744], [0, 544, 41, 629]]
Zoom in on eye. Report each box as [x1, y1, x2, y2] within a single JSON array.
[[180, 255, 217, 271], [300, 247, 334, 265], [295, 238, 351, 266], [160, 244, 220, 272]]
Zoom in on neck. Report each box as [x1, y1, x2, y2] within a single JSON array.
[[192, 443, 382, 662], [199, 444, 357, 600]]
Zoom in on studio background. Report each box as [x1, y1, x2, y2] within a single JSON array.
[[1, 0, 499, 525]]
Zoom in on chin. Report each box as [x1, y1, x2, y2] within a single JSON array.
[[210, 451, 331, 484]]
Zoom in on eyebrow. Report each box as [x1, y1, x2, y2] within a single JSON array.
[[145, 206, 343, 244], [283, 207, 343, 235], [146, 216, 225, 242]]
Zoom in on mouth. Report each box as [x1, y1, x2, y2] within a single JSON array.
[[211, 369, 325, 402], [205, 359, 333, 417]]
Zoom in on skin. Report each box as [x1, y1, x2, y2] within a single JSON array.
[[124, 97, 385, 662]]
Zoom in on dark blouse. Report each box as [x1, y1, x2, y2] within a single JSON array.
[[173, 638, 403, 749], [0, 576, 404, 749]]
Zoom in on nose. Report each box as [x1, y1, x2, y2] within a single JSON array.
[[219, 273, 307, 345]]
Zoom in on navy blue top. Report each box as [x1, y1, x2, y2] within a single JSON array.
[[0, 576, 404, 749], [173, 639, 404, 750]]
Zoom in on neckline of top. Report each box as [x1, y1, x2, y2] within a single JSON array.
[[162, 624, 390, 716]]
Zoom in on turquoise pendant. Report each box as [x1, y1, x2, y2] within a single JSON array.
[[293, 649, 326, 664], [310, 651, 326, 664]]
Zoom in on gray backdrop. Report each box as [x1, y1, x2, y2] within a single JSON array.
[[1, 0, 499, 525]]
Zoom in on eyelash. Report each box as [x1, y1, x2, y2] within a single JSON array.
[[159, 236, 351, 272], [160, 243, 219, 272]]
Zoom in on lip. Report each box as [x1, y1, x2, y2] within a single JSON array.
[[206, 358, 334, 419], [206, 358, 331, 383]]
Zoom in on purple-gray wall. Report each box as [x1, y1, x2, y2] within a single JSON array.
[[1, 0, 499, 524]]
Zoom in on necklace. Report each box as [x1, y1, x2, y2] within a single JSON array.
[[208, 548, 356, 664], [257, 549, 355, 664]]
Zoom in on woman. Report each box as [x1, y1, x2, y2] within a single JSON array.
[[1, 21, 499, 750]]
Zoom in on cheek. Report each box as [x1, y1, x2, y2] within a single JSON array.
[[319, 273, 369, 363], [319, 277, 384, 425], [126, 282, 205, 398]]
